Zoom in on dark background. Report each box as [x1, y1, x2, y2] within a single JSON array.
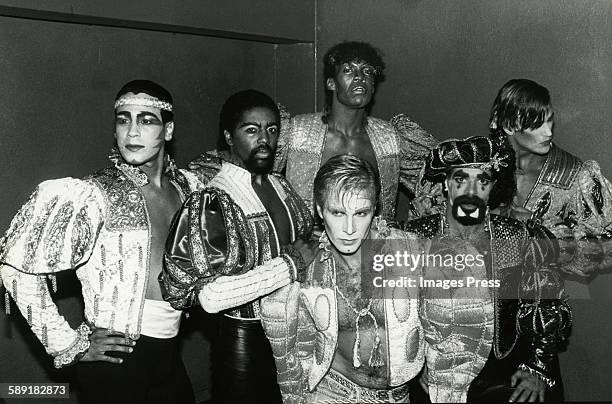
[[0, 0, 610, 402]]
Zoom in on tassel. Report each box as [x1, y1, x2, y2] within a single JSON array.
[[42, 325, 48, 347], [5, 291, 10, 315], [99, 271, 104, 292], [50, 275, 57, 293], [368, 334, 384, 368], [100, 244, 106, 266], [119, 260, 124, 282], [94, 295, 99, 318], [118, 234, 124, 256], [27, 305, 32, 326], [352, 331, 362, 368], [138, 246, 143, 267], [112, 286, 119, 306]]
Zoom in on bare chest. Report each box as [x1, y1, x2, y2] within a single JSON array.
[[141, 185, 182, 299], [321, 130, 378, 171]]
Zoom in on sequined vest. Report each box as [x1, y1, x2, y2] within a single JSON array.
[[403, 214, 527, 358], [82, 166, 196, 338], [283, 113, 401, 220], [205, 162, 313, 318]]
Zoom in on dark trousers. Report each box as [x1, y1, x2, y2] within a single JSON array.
[[75, 335, 195, 404], [212, 315, 282, 404]]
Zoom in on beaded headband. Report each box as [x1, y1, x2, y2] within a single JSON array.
[[114, 95, 173, 112]]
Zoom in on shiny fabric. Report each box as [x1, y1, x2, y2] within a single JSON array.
[[161, 160, 314, 317], [521, 145, 612, 278], [273, 112, 437, 220], [0, 165, 202, 359], [212, 316, 282, 404], [402, 214, 571, 402], [259, 227, 425, 404]]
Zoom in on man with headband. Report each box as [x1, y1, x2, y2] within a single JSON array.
[[0, 80, 202, 403], [402, 136, 571, 403]]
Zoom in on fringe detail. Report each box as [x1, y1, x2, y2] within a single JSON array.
[[368, 334, 384, 368], [50, 274, 57, 293], [42, 325, 48, 347], [5, 291, 10, 315], [27, 305, 32, 326], [352, 332, 362, 368]]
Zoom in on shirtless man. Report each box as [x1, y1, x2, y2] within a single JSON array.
[[0, 80, 203, 404], [274, 41, 438, 221], [190, 42, 437, 220]]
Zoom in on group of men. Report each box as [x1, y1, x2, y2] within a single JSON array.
[[1, 41, 610, 404]]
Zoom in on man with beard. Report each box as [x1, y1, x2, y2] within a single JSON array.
[[161, 89, 316, 404], [190, 42, 438, 221], [1, 80, 202, 404], [402, 136, 571, 403]]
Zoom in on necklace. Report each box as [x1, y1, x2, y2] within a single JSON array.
[[330, 256, 384, 369]]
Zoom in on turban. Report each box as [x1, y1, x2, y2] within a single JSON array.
[[423, 136, 511, 184]]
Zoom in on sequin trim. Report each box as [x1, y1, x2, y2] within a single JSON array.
[[23, 196, 58, 272], [53, 323, 91, 368], [43, 201, 74, 269]]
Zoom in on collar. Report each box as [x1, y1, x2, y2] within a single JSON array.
[[108, 147, 178, 187]]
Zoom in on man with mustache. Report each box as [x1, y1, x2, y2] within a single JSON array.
[[161, 89, 316, 403], [402, 136, 571, 402], [190, 42, 438, 221], [1, 80, 203, 403]]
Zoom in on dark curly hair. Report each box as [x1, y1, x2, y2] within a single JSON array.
[[217, 89, 280, 151], [322, 41, 385, 119]]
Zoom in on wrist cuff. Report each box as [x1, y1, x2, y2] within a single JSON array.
[[53, 322, 92, 368], [518, 363, 556, 389]]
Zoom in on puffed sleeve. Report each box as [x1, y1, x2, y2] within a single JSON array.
[[0, 178, 103, 365], [260, 282, 316, 404], [391, 114, 439, 197], [550, 161, 612, 276], [161, 188, 299, 312], [273, 105, 292, 174], [569, 160, 612, 238]]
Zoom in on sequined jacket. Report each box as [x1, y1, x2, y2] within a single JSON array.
[[0, 164, 203, 367], [413, 144, 612, 276], [161, 158, 314, 318], [259, 227, 425, 404], [403, 214, 571, 402], [521, 144, 612, 277], [273, 112, 438, 221]]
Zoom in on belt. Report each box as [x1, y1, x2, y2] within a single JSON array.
[[326, 369, 409, 403]]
